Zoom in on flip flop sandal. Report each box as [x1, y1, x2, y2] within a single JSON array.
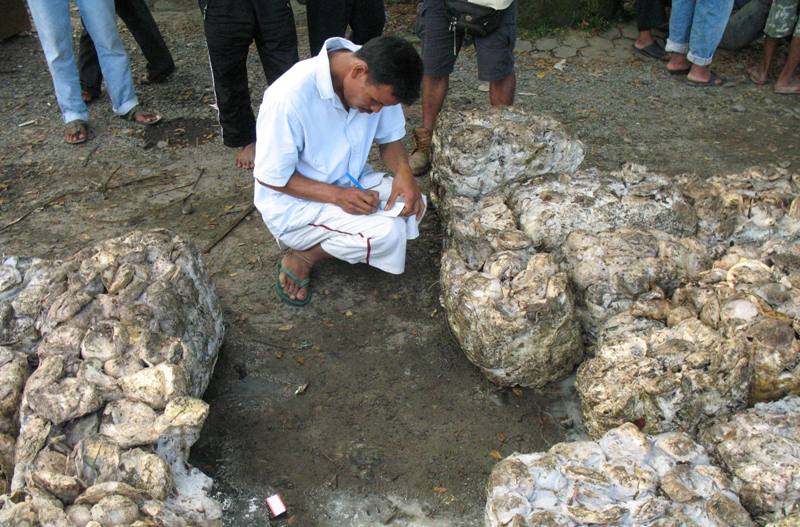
[[667, 67, 691, 75], [64, 120, 90, 145], [122, 105, 162, 126], [275, 262, 312, 307], [686, 72, 725, 88], [634, 43, 667, 61]]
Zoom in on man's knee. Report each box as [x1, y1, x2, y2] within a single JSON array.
[[372, 217, 407, 248]]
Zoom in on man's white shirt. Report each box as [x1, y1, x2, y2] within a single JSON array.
[[253, 37, 406, 238]]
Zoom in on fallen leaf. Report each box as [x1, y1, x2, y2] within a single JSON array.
[[536, 71, 546, 79], [489, 450, 503, 461], [275, 352, 284, 359], [511, 387, 523, 399], [278, 323, 294, 331], [432, 486, 448, 494], [295, 357, 305, 365], [498, 432, 507, 443], [344, 310, 353, 317]]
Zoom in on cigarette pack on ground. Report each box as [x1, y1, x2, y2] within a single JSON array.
[[265, 494, 287, 517]]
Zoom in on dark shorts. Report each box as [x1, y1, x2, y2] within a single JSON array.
[[421, 0, 516, 81]]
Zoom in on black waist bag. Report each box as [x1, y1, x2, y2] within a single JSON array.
[[444, 0, 505, 37]]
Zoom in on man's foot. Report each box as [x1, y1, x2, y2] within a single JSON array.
[[140, 65, 176, 85], [747, 64, 769, 85], [235, 142, 256, 169], [666, 54, 691, 74], [408, 127, 432, 176], [64, 120, 90, 145], [81, 90, 99, 104], [774, 77, 800, 94], [278, 251, 313, 303], [122, 106, 162, 126]]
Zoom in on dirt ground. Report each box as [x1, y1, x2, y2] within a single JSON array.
[[1, 2, 799, 525]]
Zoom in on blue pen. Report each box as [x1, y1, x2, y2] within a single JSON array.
[[345, 171, 367, 191]]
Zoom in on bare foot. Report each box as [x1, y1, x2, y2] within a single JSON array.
[[774, 78, 800, 94], [235, 142, 256, 169], [747, 64, 768, 85], [279, 251, 312, 302], [666, 53, 690, 73], [81, 90, 98, 104]]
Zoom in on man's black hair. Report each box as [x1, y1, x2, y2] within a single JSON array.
[[354, 36, 423, 106]]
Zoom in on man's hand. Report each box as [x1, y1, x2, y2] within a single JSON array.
[[334, 187, 380, 215], [386, 173, 424, 220]]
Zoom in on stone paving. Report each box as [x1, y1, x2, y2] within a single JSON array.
[[516, 22, 665, 61]]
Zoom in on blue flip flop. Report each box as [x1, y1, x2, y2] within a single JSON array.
[[275, 262, 312, 306]]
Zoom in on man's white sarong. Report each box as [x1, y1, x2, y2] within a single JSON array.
[[276, 176, 426, 275]]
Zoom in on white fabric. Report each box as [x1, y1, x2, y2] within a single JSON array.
[[253, 37, 407, 237], [277, 177, 425, 275], [464, 0, 513, 9]]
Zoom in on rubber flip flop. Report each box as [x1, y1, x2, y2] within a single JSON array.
[[634, 42, 667, 61], [64, 120, 90, 145], [686, 71, 725, 88], [667, 67, 691, 75], [275, 262, 312, 306]]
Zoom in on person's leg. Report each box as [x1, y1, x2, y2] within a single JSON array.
[[748, 37, 781, 84], [685, 0, 734, 83], [250, 0, 299, 170], [305, 0, 348, 55], [635, 0, 668, 58], [476, 1, 516, 106], [26, 0, 89, 125], [276, 211, 411, 301], [775, 35, 800, 93], [253, 0, 299, 85], [77, 20, 103, 101], [754, 0, 799, 87], [665, 0, 695, 72], [77, 0, 139, 116], [349, 0, 386, 44], [115, 0, 176, 82], [204, 0, 258, 168], [410, 0, 460, 175]]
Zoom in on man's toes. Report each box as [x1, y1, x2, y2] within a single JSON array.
[[295, 287, 307, 301]]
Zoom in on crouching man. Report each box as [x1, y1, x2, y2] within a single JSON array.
[[253, 36, 426, 306]]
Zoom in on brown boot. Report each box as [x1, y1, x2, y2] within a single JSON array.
[[409, 127, 432, 176]]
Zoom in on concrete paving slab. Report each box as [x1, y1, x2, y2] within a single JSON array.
[[516, 39, 534, 53], [553, 46, 578, 59], [535, 37, 559, 51], [587, 36, 613, 51]]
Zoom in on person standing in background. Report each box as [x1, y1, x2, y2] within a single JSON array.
[[78, 0, 176, 104], [305, 0, 385, 55], [200, 0, 299, 169], [26, 0, 161, 144], [633, 0, 669, 60], [665, 0, 734, 86], [747, 0, 800, 94]]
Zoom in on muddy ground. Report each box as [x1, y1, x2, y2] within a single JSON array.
[[1, 2, 799, 525]]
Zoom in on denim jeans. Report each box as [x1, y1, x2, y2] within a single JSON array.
[[666, 0, 735, 66], [26, 0, 138, 123]]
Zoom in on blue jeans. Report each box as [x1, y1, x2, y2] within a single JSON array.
[[666, 0, 735, 66], [26, 0, 138, 123]]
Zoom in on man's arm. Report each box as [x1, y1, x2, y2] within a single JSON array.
[[258, 171, 379, 215], [379, 140, 424, 219]]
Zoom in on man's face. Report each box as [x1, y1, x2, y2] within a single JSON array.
[[343, 64, 399, 114]]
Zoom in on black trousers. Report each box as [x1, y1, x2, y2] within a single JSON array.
[[201, 0, 298, 148], [306, 0, 385, 56], [78, 0, 175, 96], [636, 0, 667, 31]]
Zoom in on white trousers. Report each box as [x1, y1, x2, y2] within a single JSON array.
[[276, 177, 426, 275]]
